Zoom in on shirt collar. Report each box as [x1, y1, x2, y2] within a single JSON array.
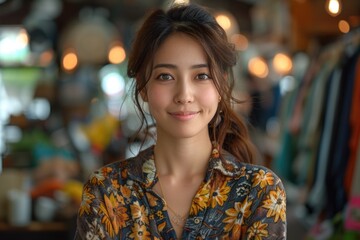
[[126, 144, 246, 188]]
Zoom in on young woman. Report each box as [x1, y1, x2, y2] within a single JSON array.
[[75, 3, 286, 239]]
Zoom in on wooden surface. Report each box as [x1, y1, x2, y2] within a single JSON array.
[[0, 221, 73, 240]]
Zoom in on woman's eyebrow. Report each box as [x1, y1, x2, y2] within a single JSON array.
[[191, 64, 208, 69], [153, 63, 176, 69], [153, 63, 209, 69]]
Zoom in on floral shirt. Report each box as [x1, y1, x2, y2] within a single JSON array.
[[74, 145, 286, 240]]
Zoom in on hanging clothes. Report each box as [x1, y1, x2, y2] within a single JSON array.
[[273, 29, 360, 238], [274, 55, 319, 183], [306, 63, 343, 215], [344, 55, 360, 196], [323, 47, 359, 219]]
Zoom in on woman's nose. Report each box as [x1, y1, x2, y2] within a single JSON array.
[[173, 79, 194, 104]]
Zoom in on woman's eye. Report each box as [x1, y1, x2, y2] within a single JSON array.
[[157, 74, 173, 81], [196, 73, 211, 80]]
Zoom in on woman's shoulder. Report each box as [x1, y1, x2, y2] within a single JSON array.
[[217, 151, 281, 178], [240, 162, 284, 186], [216, 151, 285, 190], [86, 145, 155, 185], [241, 162, 281, 177]]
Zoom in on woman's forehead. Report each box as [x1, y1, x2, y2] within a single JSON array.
[[152, 32, 208, 66]]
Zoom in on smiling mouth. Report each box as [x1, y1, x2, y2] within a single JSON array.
[[169, 111, 199, 120]]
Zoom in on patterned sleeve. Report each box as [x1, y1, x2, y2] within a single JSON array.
[[244, 167, 287, 239], [74, 167, 123, 240]]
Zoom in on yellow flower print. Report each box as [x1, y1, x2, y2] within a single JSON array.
[[191, 183, 210, 215], [223, 198, 252, 235], [262, 186, 286, 222], [252, 169, 274, 188], [121, 168, 128, 179], [120, 185, 132, 199], [115, 192, 125, 205], [130, 201, 149, 225], [79, 186, 95, 216], [111, 179, 120, 190], [146, 192, 158, 207], [247, 221, 269, 239], [158, 221, 166, 232], [210, 180, 231, 208], [129, 223, 151, 240], [156, 210, 164, 219], [99, 193, 129, 237], [90, 167, 112, 185]]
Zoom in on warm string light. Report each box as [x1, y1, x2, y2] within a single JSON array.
[[62, 49, 78, 72], [108, 44, 126, 64], [326, 0, 342, 17], [273, 53, 293, 75], [173, 0, 189, 4], [338, 20, 350, 33], [248, 57, 269, 79], [216, 14, 231, 31], [248, 53, 293, 78]]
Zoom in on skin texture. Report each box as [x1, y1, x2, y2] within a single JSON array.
[[144, 32, 220, 141]]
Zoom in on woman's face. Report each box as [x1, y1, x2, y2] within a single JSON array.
[[143, 32, 220, 140]]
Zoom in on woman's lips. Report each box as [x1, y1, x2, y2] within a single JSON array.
[[169, 111, 199, 121]]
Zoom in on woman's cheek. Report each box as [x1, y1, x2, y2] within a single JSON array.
[[147, 85, 170, 105], [199, 88, 219, 106]]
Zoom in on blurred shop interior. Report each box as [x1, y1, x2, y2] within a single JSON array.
[[0, 0, 360, 239]]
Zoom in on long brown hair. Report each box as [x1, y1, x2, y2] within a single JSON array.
[[127, 3, 256, 163]]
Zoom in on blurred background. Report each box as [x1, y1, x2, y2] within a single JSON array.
[[0, 0, 359, 239]]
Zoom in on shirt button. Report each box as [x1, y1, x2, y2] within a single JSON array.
[[194, 218, 200, 224]]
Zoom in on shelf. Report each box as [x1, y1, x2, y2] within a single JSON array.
[[0, 221, 73, 240], [0, 221, 67, 232]]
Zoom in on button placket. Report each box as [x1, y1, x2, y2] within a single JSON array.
[[149, 189, 178, 239]]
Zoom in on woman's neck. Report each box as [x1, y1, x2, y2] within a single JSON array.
[[154, 135, 212, 178]]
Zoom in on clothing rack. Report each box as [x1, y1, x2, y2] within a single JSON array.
[[273, 29, 360, 237]]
